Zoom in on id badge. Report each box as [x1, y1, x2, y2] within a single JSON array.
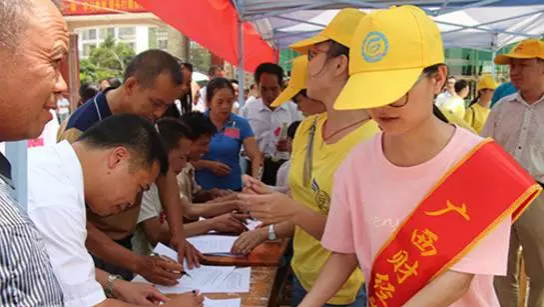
[[224, 127, 240, 139]]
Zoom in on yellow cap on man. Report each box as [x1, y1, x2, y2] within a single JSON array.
[[477, 74, 499, 91], [494, 39, 544, 65], [335, 6, 445, 110]]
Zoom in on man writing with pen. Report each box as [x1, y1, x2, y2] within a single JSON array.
[[26, 114, 204, 306], [132, 118, 250, 260]]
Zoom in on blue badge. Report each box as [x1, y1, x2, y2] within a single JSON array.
[[362, 31, 389, 63]]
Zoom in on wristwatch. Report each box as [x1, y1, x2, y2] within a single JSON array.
[[105, 274, 123, 298], [268, 224, 277, 241]]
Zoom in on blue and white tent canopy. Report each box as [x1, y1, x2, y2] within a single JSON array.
[[233, 0, 544, 50]]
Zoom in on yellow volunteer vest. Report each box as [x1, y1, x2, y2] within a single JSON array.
[[464, 103, 491, 133], [289, 113, 380, 305]]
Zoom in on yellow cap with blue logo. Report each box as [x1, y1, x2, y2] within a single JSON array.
[[271, 56, 308, 107], [335, 5, 445, 110], [290, 8, 367, 54]]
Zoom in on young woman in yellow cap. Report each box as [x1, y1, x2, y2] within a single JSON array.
[[298, 5, 540, 307], [237, 8, 381, 307], [464, 74, 498, 133]]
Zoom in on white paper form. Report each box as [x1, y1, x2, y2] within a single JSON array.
[[187, 235, 238, 254], [204, 298, 241, 307], [214, 267, 251, 293], [133, 243, 250, 294]]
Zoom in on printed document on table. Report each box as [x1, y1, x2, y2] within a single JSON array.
[[187, 235, 238, 254], [133, 243, 250, 294], [204, 298, 241, 307]]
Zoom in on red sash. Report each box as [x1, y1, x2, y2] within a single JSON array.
[[368, 139, 542, 307]]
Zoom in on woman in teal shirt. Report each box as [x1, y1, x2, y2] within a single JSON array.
[[194, 78, 262, 191]]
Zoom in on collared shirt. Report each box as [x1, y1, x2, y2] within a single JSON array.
[[435, 91, 452, 108], [0, 153, 64, 306], [177, 163, 201, 204], [57, 89, 113, 143], [196, 112, 254, 190], [132, 184, 162, 256], [481, 92, 544, 182], [194, 87, 208, 113], [27, 141, 106, 307], [240, 99, 303, 157], [57, 89, 140, 240]]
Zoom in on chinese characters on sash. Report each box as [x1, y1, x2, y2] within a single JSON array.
[[369, 201, 470, 307]]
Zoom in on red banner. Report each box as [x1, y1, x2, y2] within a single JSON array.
[[62, 0, 147, 16]]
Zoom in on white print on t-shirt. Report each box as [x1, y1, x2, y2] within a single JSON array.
[[371, 216, 400, 229]]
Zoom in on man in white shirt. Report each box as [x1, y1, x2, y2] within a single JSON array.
[[240, 63, 303, 185], [435, 75, 456, 107], [482, 38, 544, 307], [27, 114, 203, 307], [194, 65, 225, 112]]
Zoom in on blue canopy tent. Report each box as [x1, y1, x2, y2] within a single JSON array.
[[9, 0, 544, 210]]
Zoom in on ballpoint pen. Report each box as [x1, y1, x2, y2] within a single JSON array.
[[150, 252, 192, 278]]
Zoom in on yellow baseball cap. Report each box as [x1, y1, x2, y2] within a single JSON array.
[[335, 6, 445, 110], [494, 39, 544, 65], [290, 8, 367, 54], [271, 56, 308, 107], [477, 74, 499, 91]]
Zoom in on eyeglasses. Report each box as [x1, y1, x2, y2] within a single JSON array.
[[307, 48, 328, 61], [388, 72, 430, 108]]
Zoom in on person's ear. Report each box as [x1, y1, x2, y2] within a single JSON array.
[[123, 77, 138, 96], [107, 146, 130, 172], [335, 55, 349, 78], [432, 66, 448, 95]]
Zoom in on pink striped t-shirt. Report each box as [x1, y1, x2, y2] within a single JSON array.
[[322, 127, 510, 307]]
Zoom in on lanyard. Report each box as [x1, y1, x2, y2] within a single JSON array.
[[303, 117, 319, 187]]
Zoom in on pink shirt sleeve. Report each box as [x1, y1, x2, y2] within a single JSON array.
[[450, 216, 511, 276], [321, 161, 356, 254]]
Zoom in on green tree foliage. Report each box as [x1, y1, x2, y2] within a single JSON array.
[[79, 36, 135, 84]]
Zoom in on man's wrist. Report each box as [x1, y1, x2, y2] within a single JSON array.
[[106, 275, 124, 298]]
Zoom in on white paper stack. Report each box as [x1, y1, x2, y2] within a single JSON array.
[[133, 243, 251, 294]]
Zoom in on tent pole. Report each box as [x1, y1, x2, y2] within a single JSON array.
[[491, 33, 498, 77], [237, 3, 245, 108]]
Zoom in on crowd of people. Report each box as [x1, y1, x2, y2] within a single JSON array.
[[1, 1, 544, 307]]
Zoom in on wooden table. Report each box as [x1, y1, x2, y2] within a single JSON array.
[[202, 239, 289, 267], [203, 266, 279, 307], [173, 238, 290, 307]]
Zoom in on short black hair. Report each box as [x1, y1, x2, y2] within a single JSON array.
[[287, 121, 301, 140], [79, 83, 99, 103], [162, 104, 181, 119], [208, 65, 223, 76], [124, 49, 183, 88], [156, 118, 191, 152], [77, 114, 169, 174], [181, 62, 193, 72], [454, 79, 469, 93], [107, 77, 122, 89], [448, 75, 456, 81], [230, 79, 239, 85], [206, 77, 235, 103], [254, 63, 284, 86], [180, 111, 217, 140]]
